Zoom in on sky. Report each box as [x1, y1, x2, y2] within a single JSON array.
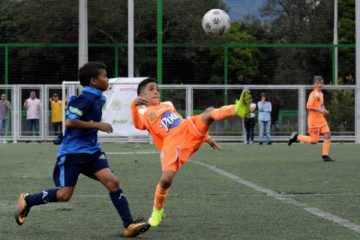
[[225, 0, 266, 21]]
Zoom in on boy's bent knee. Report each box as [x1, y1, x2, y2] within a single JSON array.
[[201, 107, 215, 125], [159, 180, 172, 189], [105, 177, 120, 191], [56, 188, 73, 202]]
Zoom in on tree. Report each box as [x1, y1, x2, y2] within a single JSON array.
[[259, 0, 334, 84]]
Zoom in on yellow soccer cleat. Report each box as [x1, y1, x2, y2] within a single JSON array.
[[123, 218, 151, 237], [148, 208, 165, 227], [15, 193, 30, 225], [235, 89, 252, 118]]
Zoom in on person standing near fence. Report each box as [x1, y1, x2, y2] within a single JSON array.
[[288, 75, 334, 162], [24, 91, 41, 141], [50, 93, 63, 142], [257, 92, 272, 145], [244, 102, 256, 144], [0, 93, 11, 143]]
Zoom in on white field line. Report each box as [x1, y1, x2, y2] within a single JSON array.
[[191, 160, 360, 234], [106, 151, 157, 155]]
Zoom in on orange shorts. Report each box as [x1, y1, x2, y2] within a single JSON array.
[[160, 115, 207, 173], [308, 124, 330, 143]]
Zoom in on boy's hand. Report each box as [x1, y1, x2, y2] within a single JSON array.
[[96, 122, 113, 133], [323, 109, 330, 116], [207, 138, 222, 151], [134, 96, 148, 106]]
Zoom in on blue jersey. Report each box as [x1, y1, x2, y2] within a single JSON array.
[[57, 86, 106, 157]]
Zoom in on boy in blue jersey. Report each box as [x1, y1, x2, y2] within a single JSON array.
[[15, 62, 150, 237]]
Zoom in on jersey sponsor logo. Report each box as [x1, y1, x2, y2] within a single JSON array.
[[160, 111, 181, 132], [69, 106, 83, 116]]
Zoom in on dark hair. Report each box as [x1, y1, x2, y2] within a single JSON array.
[[78, 62, 107, 86], [314, 75, 323, 82], [137, 78, 157, 96]]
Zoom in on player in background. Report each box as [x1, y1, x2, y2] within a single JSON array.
[[15, 62, 150, 237], [288, 75, 334, 162], [131, 78, 251, 227]]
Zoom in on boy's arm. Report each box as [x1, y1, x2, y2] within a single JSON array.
[[65, 119, 113, 133], [23, 99, 28, 109], [131, 100, 147, 130]]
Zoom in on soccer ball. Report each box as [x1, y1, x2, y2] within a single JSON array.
[[250, 103, 256, 112], [202, 9, 231, 36]]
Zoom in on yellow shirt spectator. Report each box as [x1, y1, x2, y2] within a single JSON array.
[[51, 99, 63, 123]]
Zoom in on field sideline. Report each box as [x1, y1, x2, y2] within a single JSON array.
[[1, 142, 360, 240]]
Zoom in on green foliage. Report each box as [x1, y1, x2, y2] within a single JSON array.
[[0, 0, 356, 85], [327, 90, 354, 132]]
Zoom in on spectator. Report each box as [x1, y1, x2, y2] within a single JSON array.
[[24, 91, 41, 141], [0, 93, 11, 143], [257, 92, 272, 145], [49, 93, 63, 142], [271, 95, 283, 134], [244, 103, 256, 144]]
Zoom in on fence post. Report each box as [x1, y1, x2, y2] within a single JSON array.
[[186, 86, 193, 117], [157, 0, 163, 85], [298, 87, 306, 135]]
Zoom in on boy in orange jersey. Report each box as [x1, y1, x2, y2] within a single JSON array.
[[288, 75, 334, 162], [131, 78, 251, 227]]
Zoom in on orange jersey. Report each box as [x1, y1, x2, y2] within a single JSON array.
[[306, 89, 328, 128], [131, 101, 208, 151]]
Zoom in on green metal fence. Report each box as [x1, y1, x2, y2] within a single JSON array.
[[1, 43, 355, 86]]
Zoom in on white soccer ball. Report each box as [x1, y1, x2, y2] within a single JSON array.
[[250, 103, 257, 112], [202, 9, 231, 36]]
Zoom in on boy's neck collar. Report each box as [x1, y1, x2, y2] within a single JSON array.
[[83, 86, 103, 97]]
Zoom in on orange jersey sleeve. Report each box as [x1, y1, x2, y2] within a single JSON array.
[[130, 101, 147, 130]]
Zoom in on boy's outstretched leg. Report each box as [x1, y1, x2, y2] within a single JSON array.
[[200, 90, 252, 127]]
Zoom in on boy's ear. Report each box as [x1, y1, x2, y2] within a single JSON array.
[[90, 77, 97, 86]]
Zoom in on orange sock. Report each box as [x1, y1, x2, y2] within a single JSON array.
[[210, 105, 235, 121], [297, 135, 312, 143], [322, 139, 331, 156], [153, 184, 169, 211]]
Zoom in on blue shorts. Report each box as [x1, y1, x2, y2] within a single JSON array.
[[53, 151, 110, 187]]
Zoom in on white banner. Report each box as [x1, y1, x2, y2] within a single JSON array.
[[98, 77, 148, 137]]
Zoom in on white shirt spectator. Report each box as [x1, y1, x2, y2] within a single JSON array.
[[25, 98, 41, 119]]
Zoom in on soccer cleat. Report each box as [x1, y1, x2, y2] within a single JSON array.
[[322, 155, 335, 162], [15, 193, 31, 225], [148, 208, 165, 227], [288, 132, 299, 146], [123, 218, 151, 237], [235, 89, 252, 118]]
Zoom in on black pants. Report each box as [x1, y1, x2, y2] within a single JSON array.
[[53, 122, 63, 138], [244, 118, 255, 143], [26, 119, 39, 136]]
